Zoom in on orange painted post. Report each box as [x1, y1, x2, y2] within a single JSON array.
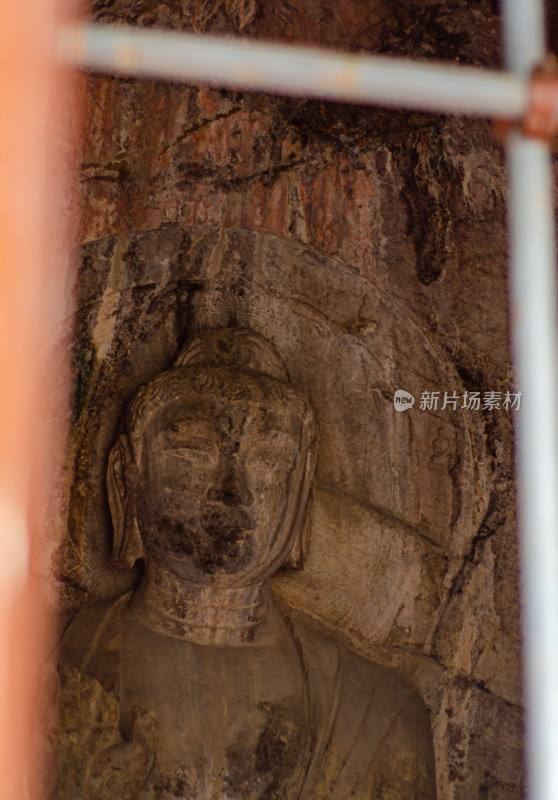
[[0, 2, 68, 798]]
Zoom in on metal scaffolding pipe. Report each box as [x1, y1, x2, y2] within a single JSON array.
[[505, 0, 546, 75], [503, 2, 558, 799], [56, 23, 529, 120]]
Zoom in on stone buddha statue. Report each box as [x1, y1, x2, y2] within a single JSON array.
[[52, 328, 437, 800]]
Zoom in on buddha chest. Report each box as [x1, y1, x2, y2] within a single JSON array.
[[119, 616, 307, 799]]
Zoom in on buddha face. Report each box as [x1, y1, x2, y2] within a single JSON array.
[[132, 367, 312, 585]]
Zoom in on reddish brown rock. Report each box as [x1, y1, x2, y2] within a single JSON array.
[[55, 2, 524, 798]]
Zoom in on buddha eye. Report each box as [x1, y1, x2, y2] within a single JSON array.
[[246, 432, 299, 467], [174, 437, 214, 453], [159, 420, 217, 455]]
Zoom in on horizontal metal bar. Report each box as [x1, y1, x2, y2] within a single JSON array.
[[56, 23, 528, 120]]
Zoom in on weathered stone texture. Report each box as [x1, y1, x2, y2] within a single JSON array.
[[56, 2, 524, 798], [53, 328, 437, 799]]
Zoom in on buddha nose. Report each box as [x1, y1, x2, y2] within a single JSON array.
[[206, 461, 254, 507]]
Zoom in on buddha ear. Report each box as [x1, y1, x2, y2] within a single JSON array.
[[284, 433, 318, 570], [107, 433, 145, 569]]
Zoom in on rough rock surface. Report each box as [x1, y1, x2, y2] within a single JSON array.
[[54, 2, 524, 798]]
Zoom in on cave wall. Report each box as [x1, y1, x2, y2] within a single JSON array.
[[58, 2, 525, 798]]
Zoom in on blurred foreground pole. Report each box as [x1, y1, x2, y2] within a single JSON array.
[[56, 22, 528, 119], [0, 1, 65, 798], [503, 1, 558, 799]]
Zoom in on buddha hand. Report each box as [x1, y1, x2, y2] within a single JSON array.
[[51, 663, 158, 800]]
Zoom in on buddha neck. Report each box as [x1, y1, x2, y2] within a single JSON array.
[[130, 560, 271, 646]]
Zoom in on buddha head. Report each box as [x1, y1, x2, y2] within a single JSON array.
[[107, 329, 318, 587]]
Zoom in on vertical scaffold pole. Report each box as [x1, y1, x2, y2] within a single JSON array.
[[0, 2, 62, 798], [503, 2, 558, 798]]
